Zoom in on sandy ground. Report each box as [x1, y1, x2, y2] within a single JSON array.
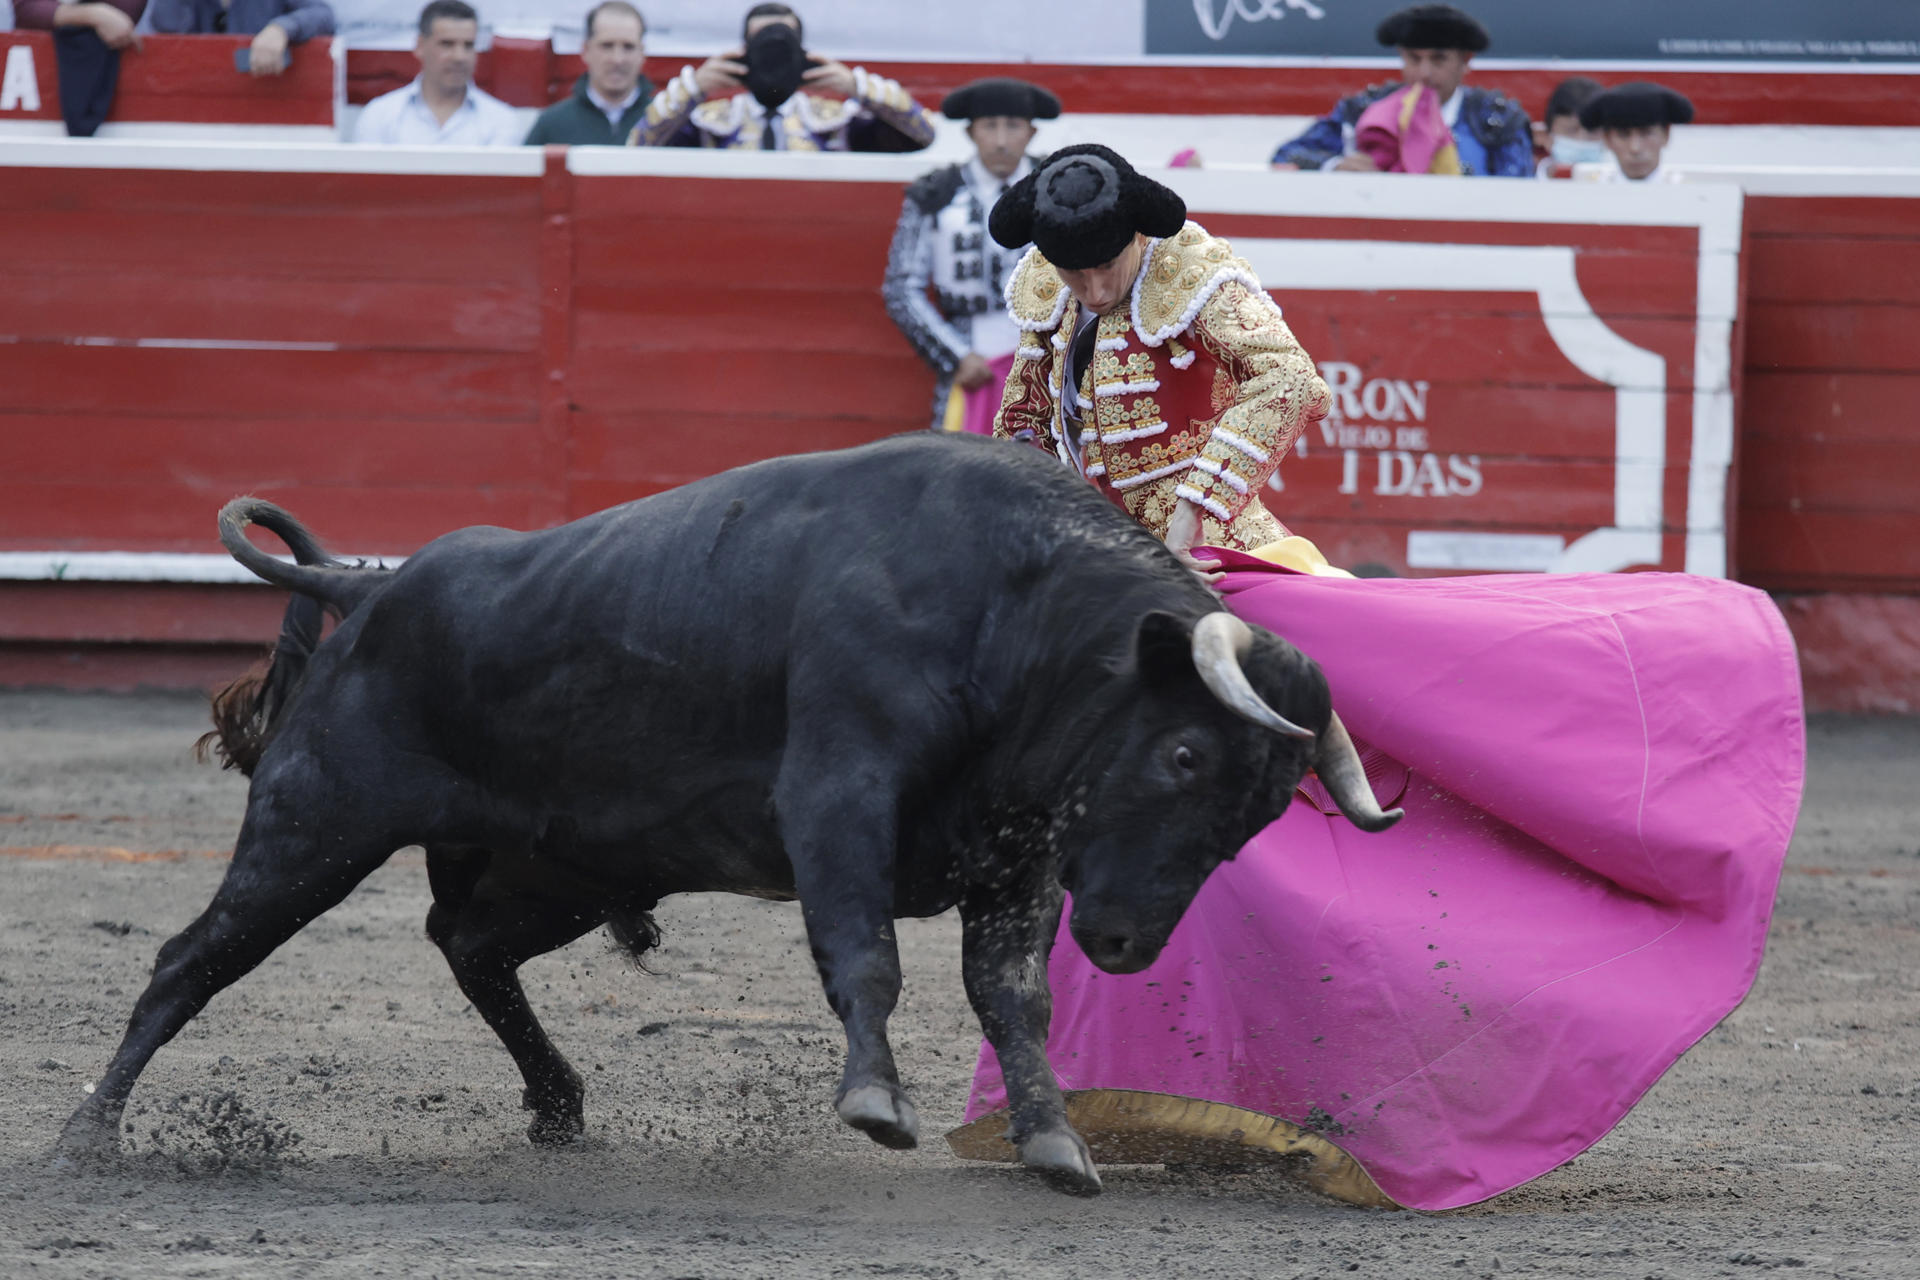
[[0, 688, 1915, 1280]]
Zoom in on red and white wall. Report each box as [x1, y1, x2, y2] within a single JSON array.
[[0, 139, 1914, 709]]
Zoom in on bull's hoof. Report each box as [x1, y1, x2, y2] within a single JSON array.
[[526, 1110, 584, 1145], [522, 1086, 585, 1146], [1018, 1128, 1103, 1196], [836, 1084, 920, 1150], [51, 1112, 121, 1170]]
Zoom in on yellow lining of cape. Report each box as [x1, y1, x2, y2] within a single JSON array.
[[946, 1088, 1399, 1208]]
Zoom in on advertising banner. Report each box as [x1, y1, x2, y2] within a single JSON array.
[[1145, 0, 1920, 62]]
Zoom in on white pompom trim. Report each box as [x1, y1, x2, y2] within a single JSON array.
[[1211, 427, 1270, 464], [1017, 345, 1047, 360], [1095, 336, 1128, 351], [1094, 379, 1160, 398], [1111, 459, 1192, 491], [1100, 421, 1168, 444], [1192, 456, 1249, 494], [1085, 463, 1107, 478], [1174, 485, 1232, 521], [1168, 349, 1196, 370]]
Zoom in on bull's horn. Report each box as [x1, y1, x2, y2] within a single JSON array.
[[1190, 612, 1315, 742], [1315, 712, 1403, 833]]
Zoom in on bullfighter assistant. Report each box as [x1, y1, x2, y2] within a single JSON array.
[[883, 76, 1060, 432]]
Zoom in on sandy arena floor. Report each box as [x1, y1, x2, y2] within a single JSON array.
[[0, 688, 1915, 1279]]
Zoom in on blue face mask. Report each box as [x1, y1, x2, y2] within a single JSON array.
[[1550, 135, 1607, 167]]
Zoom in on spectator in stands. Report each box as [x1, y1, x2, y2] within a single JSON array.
[[523, 1, 652, 146], [353, 2, 519, 146], [882, 77, 1060, 433], [1580, 82, 1694, 184], [1270, 4, 1531, 178], [1533, 76, 1604, 178], [14, 1, 144, 49], [632, 2, 932, 151], [148, 0, 334, 78], [14, 1, 147, 136]]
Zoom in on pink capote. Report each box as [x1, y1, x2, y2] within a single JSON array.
[[955, 352, 1019, 436], [1354, 83, 1461, 174], [966, 559, 1805, 1210]]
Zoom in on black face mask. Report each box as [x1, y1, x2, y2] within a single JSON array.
[[742, 22, 809, 111]]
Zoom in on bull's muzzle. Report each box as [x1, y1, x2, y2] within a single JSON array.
[[1068, 909, 1167, 975]]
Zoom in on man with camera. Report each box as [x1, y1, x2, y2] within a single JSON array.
[[630, 2, 932, 152]]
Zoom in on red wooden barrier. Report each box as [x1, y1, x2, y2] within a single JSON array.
[[0, 31, 335, 129], [7, 141, 1916, 711], [1739, 188, 1920, 594], [0, 141, 1750, 699]]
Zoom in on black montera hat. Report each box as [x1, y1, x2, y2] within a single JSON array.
[[941, 78, 1062, 122], [988, 144, 1187, 270], [1578, 82, 1696, 131], [1375, 4, 1490, 52]]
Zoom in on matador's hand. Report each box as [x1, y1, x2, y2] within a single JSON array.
[[954, 352, 993, 391], [1165, 499, 1224, 585]]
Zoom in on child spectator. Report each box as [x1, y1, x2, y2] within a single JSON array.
[[147, 0, 333, 78], [353, 1, 520, 145], [1533, 76, 1603, 177]]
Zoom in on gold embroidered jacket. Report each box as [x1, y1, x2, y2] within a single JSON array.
[[992, 221, 1330, 551]]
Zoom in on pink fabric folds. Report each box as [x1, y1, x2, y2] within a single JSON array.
[[1354, 84, 1462, 175], [966, 566, 1804, 1210], [958, 352, 1019, 437]]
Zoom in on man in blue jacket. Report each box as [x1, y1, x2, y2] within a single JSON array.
[[1271, 4, 1531, 178]]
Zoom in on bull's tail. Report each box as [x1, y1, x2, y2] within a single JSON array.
[[217, 497, 390, 620], [195, 499, 391, 775], [606, 909, 663, 973]]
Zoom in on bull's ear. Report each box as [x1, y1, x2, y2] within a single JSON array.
[[1133, 610, 1195, 685]]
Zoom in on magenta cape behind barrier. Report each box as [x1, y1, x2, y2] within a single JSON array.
[[965, 564, 1805, 1210]]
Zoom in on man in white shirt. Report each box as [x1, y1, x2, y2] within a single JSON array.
[[352, 0, 522, 146]]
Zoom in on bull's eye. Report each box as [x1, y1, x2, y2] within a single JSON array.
[[1173, 744, 1197, 772]]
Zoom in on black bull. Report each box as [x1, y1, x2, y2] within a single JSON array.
[[57, 434, 1399, 1193]]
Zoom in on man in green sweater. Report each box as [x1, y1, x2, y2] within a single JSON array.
[[524, 1, 655, 145]]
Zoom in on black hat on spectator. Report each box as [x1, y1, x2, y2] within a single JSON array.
[[941, 78, 1061, 122], [990, 144, 1186, 270], [1578, 82, 1696, 131], [1375, 4, 1490, 52]]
